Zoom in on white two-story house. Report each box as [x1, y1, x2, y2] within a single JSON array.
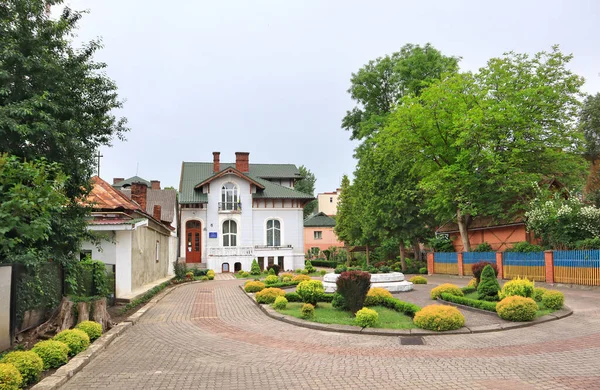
[[178, 152, 313, 273]]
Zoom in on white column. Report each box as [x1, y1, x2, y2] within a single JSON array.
[[115, 230, 133, 298]]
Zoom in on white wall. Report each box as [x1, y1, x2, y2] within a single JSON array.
[[180, 209, 208, 262], [115, 230, 133, 297], [81, 232, 117, 264]]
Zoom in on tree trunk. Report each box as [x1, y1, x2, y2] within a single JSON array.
[[345, 245, 350, 266], [412, 238, 422, 262], [366, 246, 371, 266], [456, 208, 472, 252], [76, 302, 90, 324], [399, 242, 407, 272], [92, 298, 114, 332], [34, 296, 75, 339]]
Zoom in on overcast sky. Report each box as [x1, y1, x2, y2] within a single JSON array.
[[58, 0, 600, 194]]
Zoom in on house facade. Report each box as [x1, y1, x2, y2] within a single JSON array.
[[304, 212, 344, 253], [179, 152, 313, 273], [317, 188, 341, 216]]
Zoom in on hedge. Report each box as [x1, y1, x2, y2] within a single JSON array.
[[309, 260, 339, 268], [380, 296, 421, 317], [439, 293, 498, 312]]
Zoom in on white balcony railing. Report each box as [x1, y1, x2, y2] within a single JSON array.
[[208, 246, 254, 257], [254, 245, 293, 251]]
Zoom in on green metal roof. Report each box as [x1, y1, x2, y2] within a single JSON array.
[[179, 162, 312, 204], [113, 176, 150, 189], [304, 212, 336, 227]]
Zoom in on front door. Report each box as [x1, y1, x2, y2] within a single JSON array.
[[222, 263, 230, 273], [186, 220, 202, 263]]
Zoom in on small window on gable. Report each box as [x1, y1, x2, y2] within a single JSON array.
[[330, 197, 333, 203], [314, 231, 322, 240]]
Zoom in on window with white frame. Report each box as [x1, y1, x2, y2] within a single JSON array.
[[266, 219, 281, 246], [221, 182, 240, 210], [223, 220, 237, 246], [314, 231, 322, 240]]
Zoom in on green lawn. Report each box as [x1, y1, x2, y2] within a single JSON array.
[[462, 291, 556, 317], [235, 272, 324, 280], [275, 302, 417, 329]]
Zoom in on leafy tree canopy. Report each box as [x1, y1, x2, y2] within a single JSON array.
[[295, 165, 317, 217]]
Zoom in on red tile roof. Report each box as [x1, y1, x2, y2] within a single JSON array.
[[85, 176, 141, 211]]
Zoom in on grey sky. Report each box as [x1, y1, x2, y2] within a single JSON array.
[[61, 0, 600, 194]]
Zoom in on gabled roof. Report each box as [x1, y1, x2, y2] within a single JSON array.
[[179, 162, 313, 204], [113, 176, 150, 189], [85, 176, 141, 212], [304, 212, 336, 227], [195, 166, 265, 189], [121, 188, 177, 223]]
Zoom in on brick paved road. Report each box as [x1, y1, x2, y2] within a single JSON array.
[[63, 276, 600, 389]]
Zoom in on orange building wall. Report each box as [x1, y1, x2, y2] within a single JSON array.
[[450, 225, 533, 252], [304, 227, 344, 253]]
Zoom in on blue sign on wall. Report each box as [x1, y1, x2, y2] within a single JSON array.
[[209, 232, 218, 239]]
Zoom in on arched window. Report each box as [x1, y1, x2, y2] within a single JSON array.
[[223, 220, 237, 247], [221, 183, 239, 211], [266, 219, 281, 247]]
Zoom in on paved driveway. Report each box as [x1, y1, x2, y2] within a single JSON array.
[[62, 276, 600, 389]]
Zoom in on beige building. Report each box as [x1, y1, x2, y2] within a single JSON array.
[[317, 188, 341, 216]]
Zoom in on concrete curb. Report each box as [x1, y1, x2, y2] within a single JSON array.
[[242, 286, 573, 337]]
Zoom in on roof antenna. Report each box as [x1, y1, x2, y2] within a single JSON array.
[[136, 162, 139, 176]]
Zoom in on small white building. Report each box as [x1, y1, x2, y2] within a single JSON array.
[[179, 152, 313, 273]]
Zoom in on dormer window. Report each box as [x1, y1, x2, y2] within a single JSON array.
[[221, 182, 239, 211]]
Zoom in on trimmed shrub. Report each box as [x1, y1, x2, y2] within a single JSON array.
[[440, 293, 498, 312], [472, 261, 498, 283], [413, 305, 465, 331], [319, 269, 327, 276], [334, 264, 348, 274], [284, 292, 302, 302], [300, 303, 315, 319], [0, 363, 22, 390], [304, 261, 316, 273], [542, 290, 564, 310], [496, 296, 538, 321], [272, 296, 288, 310], [310, 259, 338, 268], [409, 276, 427, 284], [173, 261, 187, 280], [336, 271, 371, 314], [54, 329, 90, 356], [255, 288, 286, 304], [264, 275, 279, 285], [477, 265, 500, 301], [75, 321, 103, 341], [320, 293, 334, 302], [267, 264, 281, 275], [280, 272, 294, 279], [281, 276, 292, 282], [300, 269, 309, 275], [533, 287, 548, 302], [380, 296, 421, 317], [0, 351, 43, 385], [379, 266, 391, 273], [331, 293, 346, 309], [292, 274, 311, 282], [200, 276, 209, 281], [419, 267, 428, 274], [499, 277, 535, 300], [31, 340, 69, 369], [267, 268, 275, 276], [244, 281, 266, 293], [467, 278, 477, 288], [430, 284, 463, 300], [296, 280, 324, 306], [461, 286, 476, 294], [250, 259, 261, 275], [355, 308, 379, 328], [363, 288, 393, 306], [207, 269, 215, 280]]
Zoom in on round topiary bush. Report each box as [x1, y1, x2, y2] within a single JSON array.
[[363, 287, 393, 306], [244, 281, 266, 293], [207, 269, 215, 280], [409, 276, 427, 284], [200, 276, 209, 281], [280, 272, 294, 279], [293, 274, 311, 282], [300, 269, 309, 275], [255, 287, 286, 304], [53, 329, 90, 356], [0, 351, 43, 385], [264, 275, 279, 285], [533, 287, 548, 302], [498, 277, 535, 300], [300, 303, 315, 319], [355, 307, 379, 328], [477, 264, 501, 301], [496, 296, 538, 321], [282, 276, 292, 283], [542, 290, 564, 310], [272, 296, 288, 310], [0, 363, 22, 390], [31, 340, 69, 369], [296, 280, 324, 306], [319, 269, 327, 276], [76, 321, 103, 341], [331, 292, 346, 310], [413, 305, 465, 331], [430, 284, 463, 300]]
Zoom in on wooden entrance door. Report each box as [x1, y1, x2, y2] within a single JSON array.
[[186, 220, 202, 263]]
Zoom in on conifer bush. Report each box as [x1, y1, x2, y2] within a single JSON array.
[[472, 261, 498, 284], [335, 271, 371, 314], [250, 259, 261, 275], [477, 264, 500, 301]]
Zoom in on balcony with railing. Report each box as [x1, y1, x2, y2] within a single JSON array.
[[218, 202, 242, 213], [208, 246, 253, 257], [254, 245, 293, 251]]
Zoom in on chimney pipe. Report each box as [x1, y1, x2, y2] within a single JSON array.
[[213, 152, 220, 173], [153, 205, 162, 221], [151, 180, 161, 190], [235, 152, 249, 173], [113, 177, 125, 185], [131, 182, 147, 212]]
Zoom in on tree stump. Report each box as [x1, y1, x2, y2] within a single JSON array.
[[34, 296, 75, 339], [76, 302, 90, 324], [92, 298, 114, 332]]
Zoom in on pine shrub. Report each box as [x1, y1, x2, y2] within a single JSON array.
[[496, 296, 537, 321], [477, 264, 500, 301], [354, 307, 379, 328], [31, 340, 69, 369], [0, 351, 43, 385], [296, 280, 324, 306], [250, 259, 261, 275], [472, 261, 498, 284], [53, 329, 90, 356], [542, 290, 564, 310], [335, 271, 371, 314], [430, 284, 463, 300], [413, 305, 465, 331], [0, 363, 22, 390], [75, 321, 103, 341]]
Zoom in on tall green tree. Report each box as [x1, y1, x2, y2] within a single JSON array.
[[295, 165, 317, 217], [580, 93, 600, 206], [0, 0, 128, 265]]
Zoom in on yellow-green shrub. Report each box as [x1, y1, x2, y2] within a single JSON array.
[[363, 288, 393, 306], [293, 274, 311, 282], [244, 281, 265, 293], [255, 287, 286, 304], [76, 321, 103, 341], [496, 296, 537, 321], [409, 276, 427, 284], [53, 329, 90, 356], [282, 276, 292, 283], [354, 307, 379, 328], [264, 275, 279, 285], [300, 303, 315, 319], [280, 273, 294, 279], [542, 290, 564, 310], [207, 269, 215, 280], [413, 305, 465, 331], [499, 277, 535, 300], [0, 363, 22, 390], [272, 296, 288, 310], [31, 340, 69, 369], [0, 351, 43, 385], [467, 278, 477, 288], [533, 287, 548, 302], [296, 280, 324, 306], [430, 284, 463, 300]]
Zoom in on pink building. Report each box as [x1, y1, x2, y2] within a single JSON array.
[[303, 212, 344, 253]]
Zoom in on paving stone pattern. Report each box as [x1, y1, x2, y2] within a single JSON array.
[[63, 275, 600, 389]]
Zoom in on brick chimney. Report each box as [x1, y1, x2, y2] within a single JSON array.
[[151, 180, 161, 190], [113, 177, 125, 185], [235, 152, 249, 173], [213, 152, 220, 173], [153, 205, 162, 221], [131, 182, 147, 211]]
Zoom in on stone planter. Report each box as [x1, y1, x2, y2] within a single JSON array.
[[322, 272, 413, 293]]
